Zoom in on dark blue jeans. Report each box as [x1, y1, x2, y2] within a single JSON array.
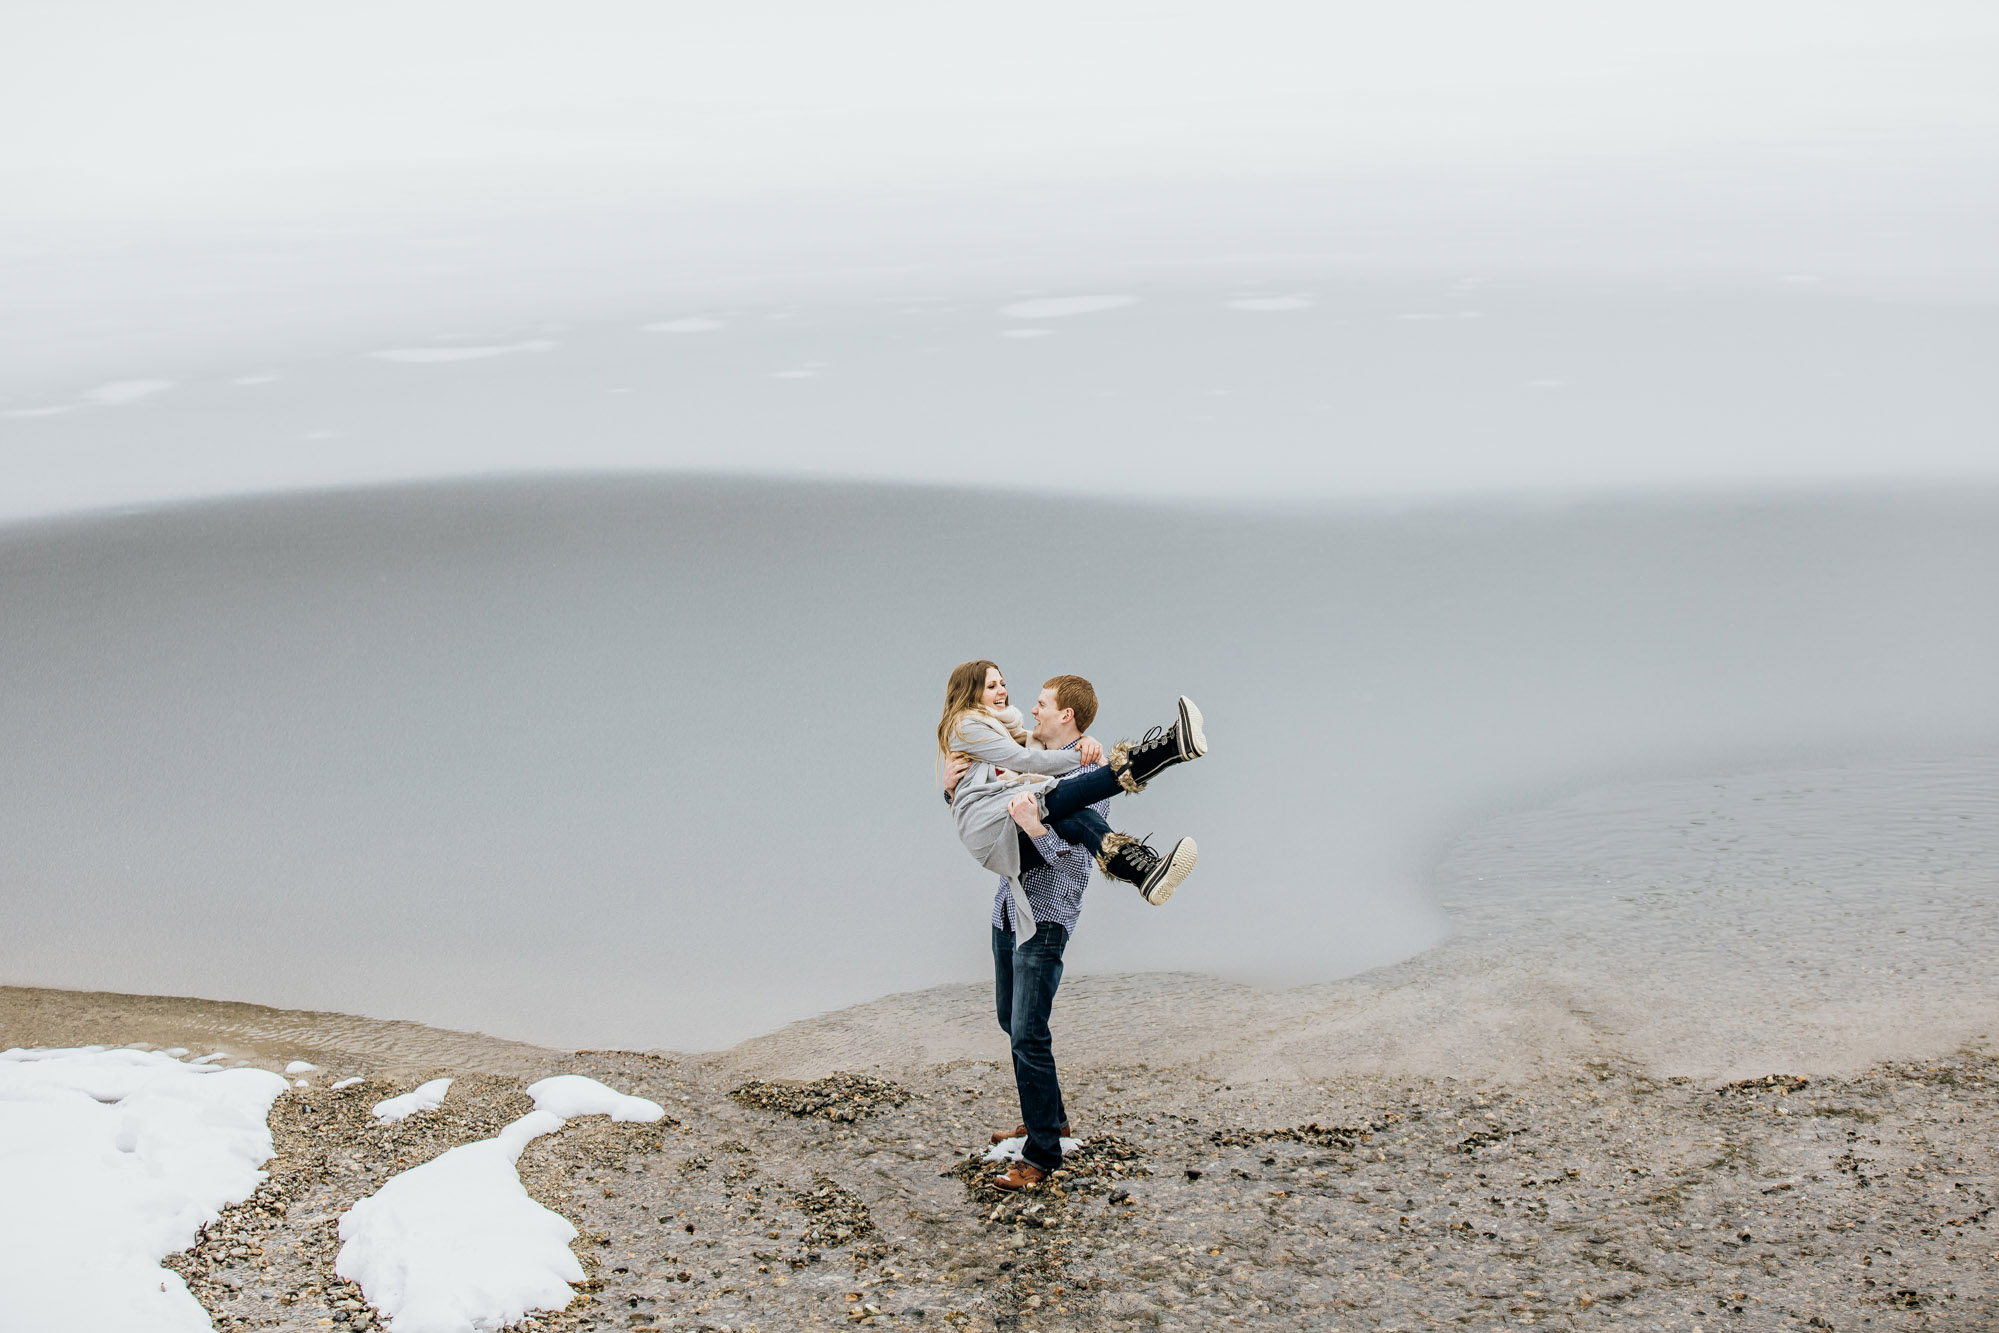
[[1014, 765, 1123, 872], [992, 921, 1069, 1171]]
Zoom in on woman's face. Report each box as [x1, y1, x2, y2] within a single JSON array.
[[982, 666, 1008, 711]]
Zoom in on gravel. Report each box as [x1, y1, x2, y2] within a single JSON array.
[[145, 1047, 1997, 1332]]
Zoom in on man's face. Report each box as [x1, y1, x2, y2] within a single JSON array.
[[1031, 687, 1077, 744]]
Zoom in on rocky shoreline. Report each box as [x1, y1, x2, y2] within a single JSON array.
[[5, 984, 1995, 1333]]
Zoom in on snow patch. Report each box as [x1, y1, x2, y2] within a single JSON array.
[[642, 317, 721, 333], [526, 1075, 665, 1123], [337, 1111, 574, 1333], [0, 1046, 287, 1333], [85, 379, 174, 406], [336, 1076, 661, 1333], [983, 1134, 1082, 1163], [285, 1061, 317, 1074], [999, 295, 1136, 319], [371, 340, 554, 363], [331, 1076, 365, 1090], [371, 1077, 452, 1124]]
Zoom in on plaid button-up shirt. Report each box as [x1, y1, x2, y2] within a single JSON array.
[[991, 746, 1109, 937]]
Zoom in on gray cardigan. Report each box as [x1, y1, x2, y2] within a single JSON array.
[[947, 715, 1082, 934]]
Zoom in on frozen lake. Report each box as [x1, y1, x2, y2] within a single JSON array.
[[2, 478, 1995, 1049]]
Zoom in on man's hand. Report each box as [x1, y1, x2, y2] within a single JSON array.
[[1076, 736, 1104, 765], [942, 753, 972, 800], [1008, 792, 1049, 837]]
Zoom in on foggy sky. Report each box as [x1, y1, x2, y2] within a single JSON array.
[[11, 2, 1999, 211]]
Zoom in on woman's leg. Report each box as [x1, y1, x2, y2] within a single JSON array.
[[1015, 826, 1050, 873], [1038, 765, 1125, 822], [1048, 805, 1113, 858], [1036, 771, 1199, 904], [1107, 695, 1209, 792]]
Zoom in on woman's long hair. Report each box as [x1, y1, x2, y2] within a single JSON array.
[[936, 659, 1001, 759]]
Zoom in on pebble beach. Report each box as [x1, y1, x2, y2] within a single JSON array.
[[5, 867, 1994, 1333]]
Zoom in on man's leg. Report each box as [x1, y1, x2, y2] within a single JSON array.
[[1008, 922, 1070, 1173], [992, 925, 1016, 1037]]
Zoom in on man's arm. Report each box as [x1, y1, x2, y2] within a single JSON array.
[[1007, 792, 1048, 837], [1007, 794, 1081, 860], [942, 753, 972, 804]]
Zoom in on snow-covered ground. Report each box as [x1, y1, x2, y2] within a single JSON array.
[[372, 1077, 453, 1124], [984, 1134, 1082, 1165], [0, 1046, 287, 1333], [0, 1047, 666, 1333], [337, 1075, 664, 1333]]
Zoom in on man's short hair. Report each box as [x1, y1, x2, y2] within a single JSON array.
[[1043, 674, 1098, 733]]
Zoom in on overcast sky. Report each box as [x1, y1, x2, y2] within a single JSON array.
[[9, 1, 1998, 221]]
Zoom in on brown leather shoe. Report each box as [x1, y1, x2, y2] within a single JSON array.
[[991, 1161, 1049, 1192], [990, 1121, 1071, 1145]]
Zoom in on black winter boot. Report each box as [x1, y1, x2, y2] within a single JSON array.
[[1108, 696, 1207, 793], [1096, 832, 1198, 906]]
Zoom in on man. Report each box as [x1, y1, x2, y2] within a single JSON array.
[[943, 674, 1114, 1192]]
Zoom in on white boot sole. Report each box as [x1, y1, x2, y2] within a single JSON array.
[[1143, 837, 1198, 905], [1177, 696, 1208, 759]]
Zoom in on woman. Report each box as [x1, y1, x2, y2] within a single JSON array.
[[938, 660, 1205, 911]]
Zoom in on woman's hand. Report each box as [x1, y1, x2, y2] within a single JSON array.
[[1076, 736, 1104, 765], [1008, 793, 1049, 837]]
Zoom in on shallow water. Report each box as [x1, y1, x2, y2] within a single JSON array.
[[1440, 754, 1999, 967], [1, 480, 1996, 1050]]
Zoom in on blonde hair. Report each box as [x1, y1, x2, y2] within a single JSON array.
[[937, 659, 1002, 758]]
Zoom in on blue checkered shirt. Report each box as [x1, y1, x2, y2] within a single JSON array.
[[990, 746, 1109, 937]]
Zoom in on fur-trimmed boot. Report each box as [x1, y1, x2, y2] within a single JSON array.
[[1108, 695, 1208, 793], [1097, 832, 1198, 906]]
